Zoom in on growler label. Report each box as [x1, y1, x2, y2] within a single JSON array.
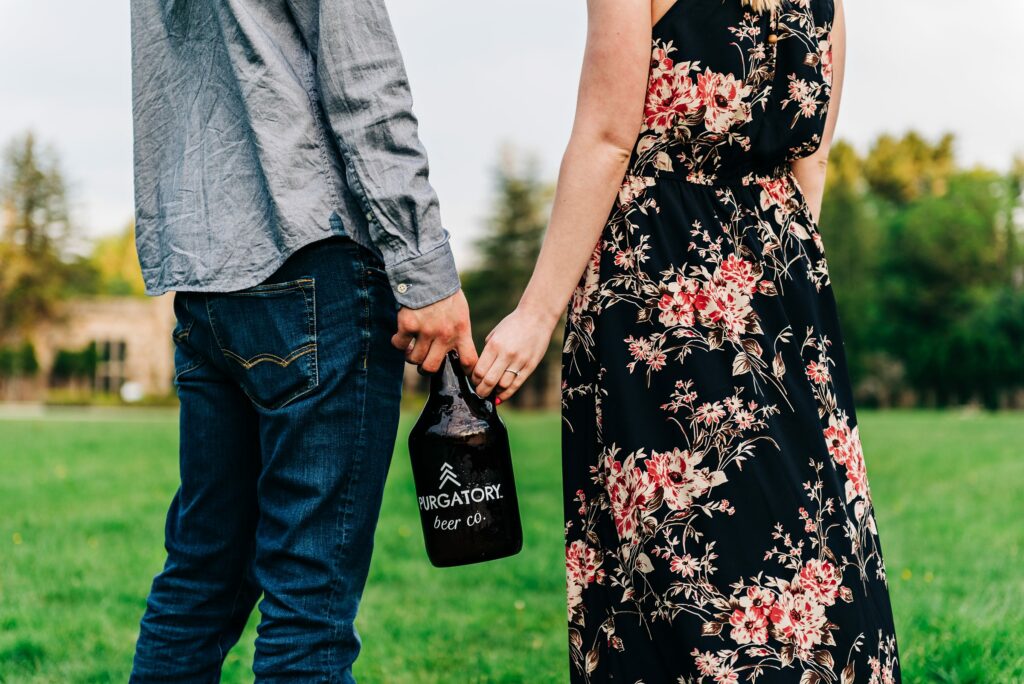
[[418, 464, 504, 511], [408, 352, 523, 567], [417, 487, 503, 512]]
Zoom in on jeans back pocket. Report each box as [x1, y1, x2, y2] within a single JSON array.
[[206, 278, 319, 410]]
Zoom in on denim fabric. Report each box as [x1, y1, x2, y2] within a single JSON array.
[[130, 237, 406, 682], [130, 0, 461, 309]]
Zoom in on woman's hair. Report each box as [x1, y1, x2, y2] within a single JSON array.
[[741, 0, 782, 12]]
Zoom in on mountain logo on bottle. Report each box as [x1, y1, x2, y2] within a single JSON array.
[[438, 462, 461, 490]]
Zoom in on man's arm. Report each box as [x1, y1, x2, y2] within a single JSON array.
[[295, 0, 476, 370]]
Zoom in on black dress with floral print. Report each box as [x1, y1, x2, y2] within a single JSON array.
[[561, 1, 900, 682]]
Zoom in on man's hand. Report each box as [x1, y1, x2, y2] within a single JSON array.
[[391, 289, 478, 373]]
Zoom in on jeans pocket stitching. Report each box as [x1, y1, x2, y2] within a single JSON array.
[[173, 358, 205, 382], [220, 343, 316, 370], [222, 278, 314, 297], [171, 324, 192, 344], [172, 295, 196, 343], [172, 339, 205, 382], [206, 280, 319, 410]]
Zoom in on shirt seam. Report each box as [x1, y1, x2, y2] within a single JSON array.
[[302, 51, 343, 211]]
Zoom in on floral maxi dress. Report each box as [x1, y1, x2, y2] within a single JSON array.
[[561, 1, 901, 682]]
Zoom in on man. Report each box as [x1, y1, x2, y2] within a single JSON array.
[[128, 1, 476, 680]]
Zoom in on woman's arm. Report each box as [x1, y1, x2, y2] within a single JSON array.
[[790, 0, 846, 222], [472, 0, 653, 400]]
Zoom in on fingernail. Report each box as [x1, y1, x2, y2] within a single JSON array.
[[494, 397, 502, 406]]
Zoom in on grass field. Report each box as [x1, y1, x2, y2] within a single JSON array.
[[0, 408, 1022, 683]]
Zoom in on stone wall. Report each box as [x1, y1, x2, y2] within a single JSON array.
[[25, 295, 175, 399]]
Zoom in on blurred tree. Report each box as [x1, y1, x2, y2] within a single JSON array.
[[0, 341, 39, 400], [879, 169, 1015, 406], [0, 342, 38, 378], [862, 131, 956, 205], [51, 341, 98, 387], [17, 341, 39, 377], [819, 141, 885, 386], [89, 222, 147, 297], [0, 132, 75, 333], [820, 133, 1024, 408], [461, 149, 556, 407], [945, 288, 1024, 409]]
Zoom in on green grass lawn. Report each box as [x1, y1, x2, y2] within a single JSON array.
[[0, 409, 1021, 682]]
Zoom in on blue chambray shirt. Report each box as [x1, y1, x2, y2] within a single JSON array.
[[130, 0, 459, 309]]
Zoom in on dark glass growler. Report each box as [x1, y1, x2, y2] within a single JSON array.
[[408, 351, 523, 567]]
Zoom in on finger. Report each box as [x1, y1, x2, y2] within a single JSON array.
[[477, 354, 511, 399], [497, 363, 534, 402], [391, 330, 415, 352], [472, 343, 499, 387], [455, 331, 479, 372], [392, 311, 418, 352], [407, 335, 432, 367], [420, 342, 448, 374]]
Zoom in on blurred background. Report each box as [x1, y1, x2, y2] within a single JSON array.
[[1, 0, 1022, 682]]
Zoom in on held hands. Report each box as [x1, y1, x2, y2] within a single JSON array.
[[472, 306, 559, 402], [392, 290, 478, 374], [391, 289, 557, 401]]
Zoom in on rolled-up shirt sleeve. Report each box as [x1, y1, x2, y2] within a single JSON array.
[[308, 0, 460, 308]]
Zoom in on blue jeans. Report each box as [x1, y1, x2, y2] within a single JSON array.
[[131, 237, 405, 682]]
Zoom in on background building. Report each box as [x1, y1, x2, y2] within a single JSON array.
[[0, 295, 174, 402]]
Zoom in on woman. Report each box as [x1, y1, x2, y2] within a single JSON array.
[[472, 0, 900, 681]]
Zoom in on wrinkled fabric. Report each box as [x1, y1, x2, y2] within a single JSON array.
[[130, 0, 460, 308]]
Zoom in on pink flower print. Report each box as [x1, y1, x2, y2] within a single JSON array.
[[797, 558, 841, 606], [696, 69, 752, 133], [603, 451, 657, 542], [645, 59, 701, 133], [805, 360, 830, 384], [658, 275, 708, 328], [769, 584, 829, 658]]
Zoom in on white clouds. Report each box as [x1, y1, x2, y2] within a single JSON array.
[[1, 0, 1021, 259]]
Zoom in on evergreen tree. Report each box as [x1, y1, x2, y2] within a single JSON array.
[[461, 149, 557, 407], [819, 141, 884, 386], [880, 169, 1015, 406], [0, 132, 75, 333]]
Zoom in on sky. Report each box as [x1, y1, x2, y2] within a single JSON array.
[[1, 0, 1022, 264]]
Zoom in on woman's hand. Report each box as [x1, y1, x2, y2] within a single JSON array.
[[472, 306, 560, 402], [472, 0, 651, 402]]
